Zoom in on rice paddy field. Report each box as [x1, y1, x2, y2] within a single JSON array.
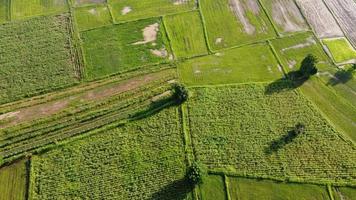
[[0, 0, 355, 199]]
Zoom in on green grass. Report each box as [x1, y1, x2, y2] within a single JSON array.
[[323, 38, 356, 63], [178, 43, 283, 85], [29, 107, 190, 200], [200, 175, 227, 200], [81, 18, 172, 80], [0, 159, 28, 200], [163, 11, 208, 58], [74, 4, 112, 31], [109, 0, 196, 23], [0, 15, 79, 105], [334, 187, 356, 200], [200, 0, 276, 50], [228, 177, 330, 200], [271, 32, 332, 72], [11, 0, 69, 19], [0, 0, 9, 23], [74, 0, 106, 6], [186, 84, 356, 184]]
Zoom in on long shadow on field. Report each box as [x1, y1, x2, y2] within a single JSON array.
[[150, 177, 194, 200], [326, 67, 355, 86], [265, 128, 301, 154], [265, 71, 308, 95]]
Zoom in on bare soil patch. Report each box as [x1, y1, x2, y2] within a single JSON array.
[[173, 0, 189, 5], [121, 6, 132, 15], [133, 23, 159, 45], [229, 0, 260, 35], [296, 0, 344, 38]]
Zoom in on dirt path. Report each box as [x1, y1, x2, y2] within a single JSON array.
[[0, 70, 173, 128]]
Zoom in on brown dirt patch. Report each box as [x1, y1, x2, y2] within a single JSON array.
[[133, 23, 160, 45]]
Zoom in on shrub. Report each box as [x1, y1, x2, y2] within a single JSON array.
[[186, 162, 205, 186]]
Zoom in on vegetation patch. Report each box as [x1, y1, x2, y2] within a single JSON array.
[[187, 84, 356, 184], [29, 107, 190, 200], [81, 18, 172, 80], [74, 0, 106, 6], [179, 44, 282, 85], [333, 187, 356, 200], [0, 159, 28, 200], [199, 175, 227, 200], [11, 0, 69, 19], [323, 38, 356, 63], [74, 4, 112, 31], [200, 0, 276, 50], [164, 11, 208, 58], [0, 14, 80, 105], [0, 0, 9, 23], [109, 0, 196, 23]]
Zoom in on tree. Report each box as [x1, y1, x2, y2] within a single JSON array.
[[173, 83, 189, 104], [299, 54, 318, 78], [293, 123, 306, 135], [186, 162, 205, 186]]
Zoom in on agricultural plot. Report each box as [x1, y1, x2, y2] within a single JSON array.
[[295, 0, 344, 38], [0, 0, 9, 23], [186, 84, 356, 184], [199, 175, 227, 200], [74, 4, 112, 31], [333, 187, 356, 200], [259, 0, 308, 35], [227, 177, 330, 200], [11, 0, 69, 19], [271, 32, 332, 71], [0, 14, 80, 105], [323, 0, 356, 48], [109, 0, 196, 23], [200, 0, 276, 50], [179, 43, 283, 85], [323, 37, 356, 64], [0, 159, 28, 200], [163, 11, 208, 58], [29, 107, 190, 200], [81, 18, 172, 80], [74, 0, 106, 6]]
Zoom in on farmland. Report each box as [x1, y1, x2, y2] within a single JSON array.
[[0, 0, 356, 199]]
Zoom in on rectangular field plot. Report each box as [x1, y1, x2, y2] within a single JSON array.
[[323, 0, 356, 48], [260, 0, 308, 35], [74, 0, 106, 6], [0, 0, 9, 23], [11, 0, 69, 19], [0, 159, 28, 200], [29, 108, 190, 200], [295, 0, 344, 38], [200, 0, 276, 50], [333, 187, 356, 200], [74, 4, 112, 31], [0, 15, 80, 105], [109, 0, 196, 23], [323, 37, 356, 64], [200, 175, 227, 200], [271, 32, 331, 71], [164, 11, 208, 58], [179, 44, 283, 86], [228, 177, 330, 200], [81, 18, 172, 80], [186, 84, 356, 184]]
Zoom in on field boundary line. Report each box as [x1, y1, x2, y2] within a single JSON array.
[[257, 0, 280, 37], [161, 16, 176, 60], [197, 0, 214, 54], [180, 104, 196, 165], [327, 184, 335, 200], [293, 0, 315, 35], [267, 40, 288, 77], [224, 175, 232, 200], [186, 81, 280, 89]]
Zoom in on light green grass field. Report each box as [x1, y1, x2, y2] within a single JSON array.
[[81, 18, 172, 80], [0, 0, 9, 23], [228, 177, 330, 200], [179, 43, 283, 85], [74, 4, 112, 31], [11, 0, 69, 19], [74, 0, 106, 7], [0, 159, 28, 200], [334, 187, 356, 200], [109, 0, 196, 23], [29, 107, 190, 200], [271, 32, 331, 72], [200, 0, 276, 50], [323, 38, 356, 63], [164, 11, 208, 58], [187, 84, 356, 184], [200, 175, 227, 200]]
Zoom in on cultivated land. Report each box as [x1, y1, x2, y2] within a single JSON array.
[[0, 0, 356, 199]]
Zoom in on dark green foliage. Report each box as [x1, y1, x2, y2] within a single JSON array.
[[173, 84, 189, 104], [186, 162, 205, 186], [293, 123, 306, 135], [299, 54, 318, 78]]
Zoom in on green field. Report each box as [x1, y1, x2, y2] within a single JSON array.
[[74, 0, 106, 6], [81, 18, 172, 80], [109, 0, 196, 23], [164, 11, 208, 58], [228, 177, 330, 200], [186, 84, 356, 184], [200, 0, 276, 50], [11, 0, 69, 19], [0, 0, 9, 23], [74, 4, 112, 31], [333, 187, 356, 200], [0, 159, 28, 200], [200, 175, 227, 200], [323, 38, 356, 63], [29, 107, 190, 200], [0, 14, 80, 105], [179, 43, 283, 85]]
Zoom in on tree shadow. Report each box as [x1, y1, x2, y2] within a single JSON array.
[[265, 128, 301, 154], [265, 71, 308, 95], [327, 67, 355, 86], [150, 177, 194, 200]]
